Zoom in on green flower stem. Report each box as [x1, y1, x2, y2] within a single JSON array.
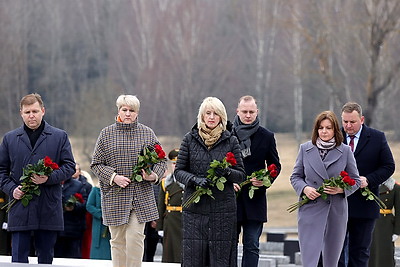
[[361, 187, 387, 209]]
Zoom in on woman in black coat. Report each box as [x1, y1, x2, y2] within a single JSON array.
[[175, 97, 246, 267]]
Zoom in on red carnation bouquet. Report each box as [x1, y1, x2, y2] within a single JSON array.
[[239, 164, 279, 199], [2, 156, 59, 212], [287, 171, 356, 213], [131, 144, 166, 182], [182, 152, 237, 208], [65, 193, 85, 208]]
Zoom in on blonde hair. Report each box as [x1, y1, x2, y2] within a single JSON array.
[[116, 95, 140, 112], [197, 97, 227, 130]]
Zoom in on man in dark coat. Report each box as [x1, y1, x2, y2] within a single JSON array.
[[0, 93, 75, 264], [232, 95, 281, 267], [338, 102, 395, 267]]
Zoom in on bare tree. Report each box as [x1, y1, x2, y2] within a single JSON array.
[[363, 0, 400, 124]]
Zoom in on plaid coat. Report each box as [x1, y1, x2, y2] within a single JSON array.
[[91, 120, 167, 226]]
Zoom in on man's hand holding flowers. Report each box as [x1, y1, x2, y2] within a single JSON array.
[[31, 173, 49, 185], [3, 156, 59, 212], [236, 164, 278, 199], [12, 186, 25, 200], [358, 175, 386, 209]]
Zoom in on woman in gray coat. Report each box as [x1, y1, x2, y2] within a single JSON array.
[[290, 111, 360, 267], [175, 97, 246, 267]]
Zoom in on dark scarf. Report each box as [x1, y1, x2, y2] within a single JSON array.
[[24, 120, 45, 148], [233, 115, 259, 158]]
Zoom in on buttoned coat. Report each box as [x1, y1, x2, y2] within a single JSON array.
[[342, 125, 395, 219], [175, 125, 246, 267], [290, 141, 360, 267], [90, 120, 167, 226], [0, 121, 75, 231], [234, 126, 281, 223]]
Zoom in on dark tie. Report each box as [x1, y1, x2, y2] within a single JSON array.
[[349, 135, 355, 152]]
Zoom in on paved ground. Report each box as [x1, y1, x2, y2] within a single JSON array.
[[0, 256, 179, 267]]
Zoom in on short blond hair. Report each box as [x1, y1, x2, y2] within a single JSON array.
[[197, 97, 227, 130], [116, 95, 140, 112]]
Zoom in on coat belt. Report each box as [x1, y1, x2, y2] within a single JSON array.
[[380, 209, 392, 214], [166, 206, 182, 212]]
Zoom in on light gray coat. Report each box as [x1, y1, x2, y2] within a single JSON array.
[[290, 141, 360, 267]]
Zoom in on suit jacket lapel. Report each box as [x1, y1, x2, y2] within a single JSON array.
[[353, 126, 370, 156]]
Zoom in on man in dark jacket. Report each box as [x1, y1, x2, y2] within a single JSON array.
[[0, 93, 75, 264], [338, 102, 395, 267], [233, 95, 281, 267]]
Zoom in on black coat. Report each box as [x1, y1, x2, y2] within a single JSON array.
[[343, 125, 395, 219], [175, 125, 246, 267], [234, 126, 281, 222]]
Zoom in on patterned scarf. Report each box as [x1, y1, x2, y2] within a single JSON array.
[[316, 137, 336, 160], [198, 122, 223, 148], [233, 115, 259, 158]]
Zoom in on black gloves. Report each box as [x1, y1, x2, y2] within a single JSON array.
[[192, 177, 211, 189], [214, 167, 232, 178]]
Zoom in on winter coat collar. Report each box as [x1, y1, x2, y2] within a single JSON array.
[[115, 119, 138, 131], [190, 123, 232, 149], [15, 121, 53, 150], [303, 141, 345, 181]]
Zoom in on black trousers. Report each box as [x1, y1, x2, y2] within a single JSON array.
[[11, 230, 58, 264]]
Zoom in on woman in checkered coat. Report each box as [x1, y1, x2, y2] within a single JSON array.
[[175, 97, 246, 267], [91, 95, 167, 267]]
